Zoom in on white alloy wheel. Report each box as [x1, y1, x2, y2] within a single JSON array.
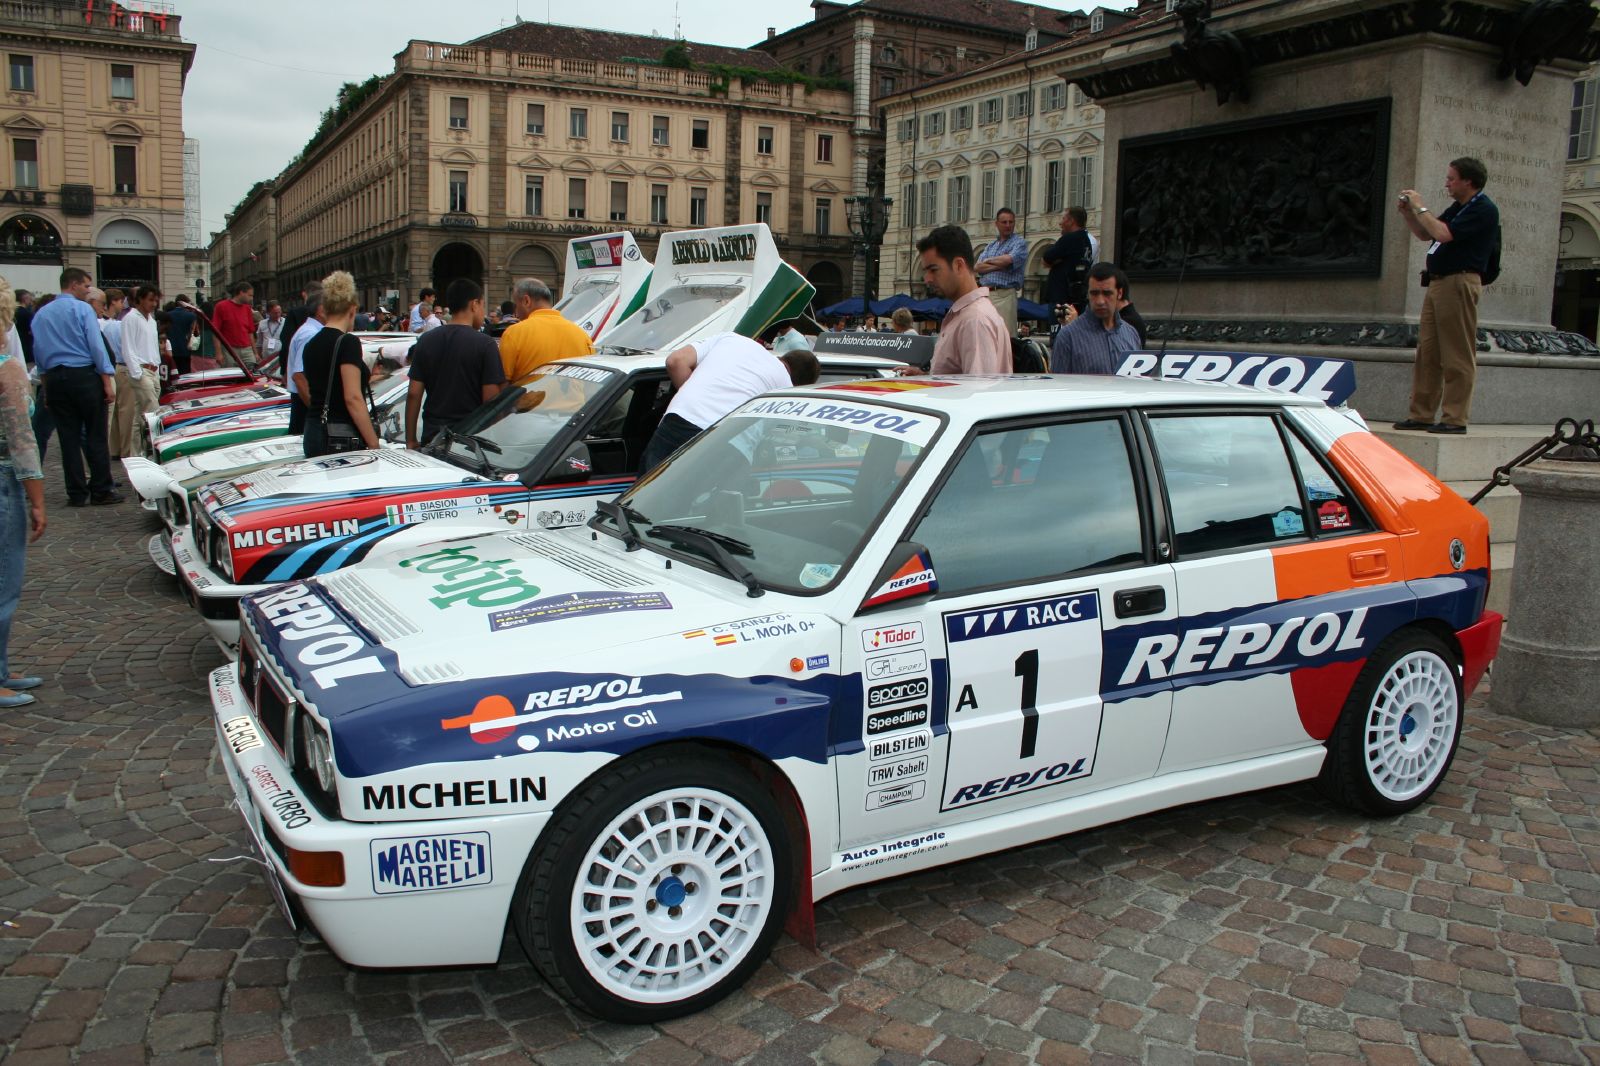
[[1362, 649, 1459, 803], [570, 787, 778, 1004]]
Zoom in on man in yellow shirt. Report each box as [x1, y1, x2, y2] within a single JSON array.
[[498, 277, 594, 383]]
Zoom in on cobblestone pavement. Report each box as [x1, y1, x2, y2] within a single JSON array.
[[2, 485, 1599, 1066]]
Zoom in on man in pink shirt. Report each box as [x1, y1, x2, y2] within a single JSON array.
[[212, 281, 258, 371], [897, 225, 1011, 376]]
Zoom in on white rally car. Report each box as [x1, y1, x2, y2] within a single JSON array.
[[552, 231, 653, 340], [209, 371, 1501, 1022]]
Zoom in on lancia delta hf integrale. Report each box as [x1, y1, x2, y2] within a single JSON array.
[[210, 372, 1501, 1020]]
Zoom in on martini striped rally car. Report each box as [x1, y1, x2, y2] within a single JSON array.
[[209, 370, 1500, 1022]]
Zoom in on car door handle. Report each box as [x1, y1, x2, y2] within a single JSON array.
[[1114, 586, 1166, 618], [1348, 549, 1389, 579]]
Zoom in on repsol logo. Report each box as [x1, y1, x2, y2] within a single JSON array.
[[398, 545, 542, 609], [949, 758, 1089, 806], [1117, 607, 1369, 687], [867, 678, 929, 708], [253, 583, 385, 691]]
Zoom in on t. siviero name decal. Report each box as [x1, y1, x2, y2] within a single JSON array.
[[398, 544, 543, 609], [371, 833, 492, 894]]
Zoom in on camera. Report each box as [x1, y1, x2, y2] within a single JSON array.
[[1398, 194, 1411, 206], [1053, 303, 1075, 318]]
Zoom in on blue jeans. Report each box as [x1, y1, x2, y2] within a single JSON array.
[[0, 475, 28, 679]]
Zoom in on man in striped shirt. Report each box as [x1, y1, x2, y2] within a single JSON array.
[[1049, 263, 1140, 376]]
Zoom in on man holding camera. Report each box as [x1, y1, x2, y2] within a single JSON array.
[[1042, 207, 1093, 312], [1049, 263, 1140, 376], [1393, 157, 1499, 435]]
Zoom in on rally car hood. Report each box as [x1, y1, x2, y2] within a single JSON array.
[[244, 527, 839, 776], [124, 436, 325, 506], [155, 407, 288, 447], [556, 232, 653, 340], [158, 382, 288, 423], [198, 449, 485, 523]]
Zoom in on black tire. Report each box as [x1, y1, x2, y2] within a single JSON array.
[[512, 751, 792, 1023], [1318, 628, 1463, 816]]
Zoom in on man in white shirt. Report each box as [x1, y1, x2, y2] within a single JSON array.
[[409, 288, 436, 333], [1087, 229, 1101, 264], [255, 301, 286, 369], [114, 286, 162, 459], [639, 329, 818, 473], [285, 297, 326, 435]]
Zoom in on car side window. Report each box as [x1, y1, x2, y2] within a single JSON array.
[[1149, 413, 1306, 556], [913, 418, 1143, 595], [582, 376, 670, 475], [1285, 431, 1373, 536]]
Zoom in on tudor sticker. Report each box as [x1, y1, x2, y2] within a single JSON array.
[[941, 592, 1104, 811], [864, 649, 928, 680], [370, 832, 492, 895], [861, 622, 924, 653]]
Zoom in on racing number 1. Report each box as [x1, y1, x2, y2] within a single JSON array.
[[1014, 649, 1039, 759]]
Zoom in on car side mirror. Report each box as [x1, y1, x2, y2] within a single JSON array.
[[547, 441, 594, 483], [858, 542, 938, 614]]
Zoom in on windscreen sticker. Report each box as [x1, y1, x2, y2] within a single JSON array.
[[549, 364, 614, 383], [799, 562, 840, 588], [1317, 501, 1351, 530], [737, 398, 938, 446], [1273, 509, 1306, 537], [488, 591, 672, 633]]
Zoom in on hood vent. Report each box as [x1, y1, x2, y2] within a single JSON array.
[[380, 451, 433, 468], [321, 571, 420, 643], [505, 532, 647, 589], [403, 659, 467, 685]]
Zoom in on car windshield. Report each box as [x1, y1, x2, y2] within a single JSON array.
[[600, 398, 939, 593], [554, 276, 617, 325], [370, 369, 413, 443], [438, 362, 621, 474], [599, 283, 744, 352]]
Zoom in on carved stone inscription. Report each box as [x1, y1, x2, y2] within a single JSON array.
[[1117, 99, 1391, 279]]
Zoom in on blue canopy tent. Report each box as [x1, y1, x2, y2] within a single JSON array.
[[819, 294, 919, 318], [908, 297, 952, 319]]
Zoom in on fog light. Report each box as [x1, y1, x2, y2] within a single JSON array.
[[287, 848, 345, 887]]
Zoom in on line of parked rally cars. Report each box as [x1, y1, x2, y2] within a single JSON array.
[[127, 222, 1503, 1023]]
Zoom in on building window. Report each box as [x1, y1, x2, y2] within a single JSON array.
[[611, 111, 629, 143], [815, 197, 831, 235], [1046, 160, 1064, 213], [755, 190, 773, 225], [692, 119, 710, 150], [609, 180, 629, 221], [1069, 155, 1095, 211], [449, 97, 469, 130], [448, 170, 468, 212], [1007, 90, 1033, 120], [1025, 28, 1039, 50], [920, 180, 938, 227], [652, 115, 670, 146], [689, 186, 708, 226], [880, 43, 898, 64], [1571, 80, 1597, 161], [979, 97, 1002, 124], [816, 134, 833, 163], [569, 107, 588, 139], [1073, 86, 1088, 107], [897, 118, 916, 143], [1090, 10, 1105, 32], [948, 174, 969, 222], [650, 183, 669, 224], [879, 75, 896, 96], [952, 105, 972, 131], [568, 176, 587, 218], [524, 175, 544, 216], [526, 103, 545, 135], [8, 55, 33, 94], [901, 183, 916, 227], [12, 138, 38, 189], [1006, 165, 1027, 214], [923, 112, 945, 137], [756, 126, 774, 155], [113, 144, 136, 194], [980, 169, 996, 220], [111, 63, 135, 100], [1041, 83, 1065, 112]]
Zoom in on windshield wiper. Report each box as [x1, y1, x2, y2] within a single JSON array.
[[438, 427, 496, 476], [595, 499, 645, 551], [647, 524, 762, 598]]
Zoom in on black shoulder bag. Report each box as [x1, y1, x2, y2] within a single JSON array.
[[319, 333, 373, 453]]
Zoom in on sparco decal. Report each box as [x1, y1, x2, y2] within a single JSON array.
[[867, 678, 930, 708], [371, 833, 492, 894], [670, 232, 757, 264], [252, 583, 385, 690], [360, 776, 548, 811], [1115, 607, 1369, 687], [232, 519, 360, 550], [397, 544, 543, 609], [222, 715, 263, 754]]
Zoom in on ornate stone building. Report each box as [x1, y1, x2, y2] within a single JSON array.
[[256, 23, 856, 313], [212, 178, 276, 298], [879, 26, 1107, 301], [1559, 66, 1599, 340], [0, 0, 195, 296]]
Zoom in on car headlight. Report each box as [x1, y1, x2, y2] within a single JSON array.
[[217, 536, 235, 581], [299, 717, 337, 793]]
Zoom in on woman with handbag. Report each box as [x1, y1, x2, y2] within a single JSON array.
[[301, 271, 380, 457]]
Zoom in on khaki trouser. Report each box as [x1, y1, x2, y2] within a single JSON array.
[[229, 344, 257, 372], [1409, 272, 1481, 428], [986, 286, 1019, 336], [114, 366, 160, 459]]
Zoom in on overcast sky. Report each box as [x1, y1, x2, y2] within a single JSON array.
[[179, 0, 1105, 238]]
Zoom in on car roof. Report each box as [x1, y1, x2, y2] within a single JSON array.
[[564, 350, 903, 373], [784, 374, 1326, 417]]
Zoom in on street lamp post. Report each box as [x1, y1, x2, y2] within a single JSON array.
[[843, 193, 892, 328]]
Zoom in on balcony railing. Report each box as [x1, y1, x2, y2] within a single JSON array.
[[1, 0, 183, 38]]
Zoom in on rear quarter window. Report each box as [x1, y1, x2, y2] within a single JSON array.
[[1149, 413, 1306, 556]]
